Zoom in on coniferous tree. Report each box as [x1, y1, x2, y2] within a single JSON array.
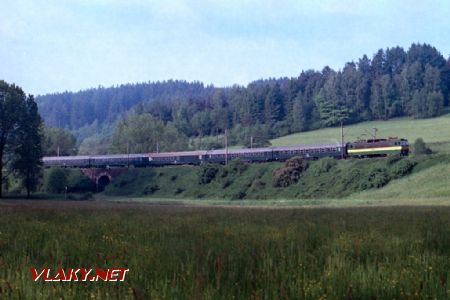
[[291, 96, 307, 132], [264, 83, 285, 124]]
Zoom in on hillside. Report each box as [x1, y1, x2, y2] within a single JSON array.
[[350, 162, 450, 201], [101, 153, 442, 200], [270, 113, 450, 150]]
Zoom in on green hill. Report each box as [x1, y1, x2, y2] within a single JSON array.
[[102, 154, 446, 201], [270, 114, 450, 149], [349, 163, 450, 202]]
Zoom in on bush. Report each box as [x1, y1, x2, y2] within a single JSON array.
[[226, 159, 248, 175], [360, 167, 390, 189], [222, 179, 233, 188], [389, 159, 417, 177], [198, 164, 219, 184], [250, 179, 266, 191], [413, 138, 432, 155], [339, 168, 361, 188], [67, 170, 95, 193], [44, 168, 68, 194], [386, 154, 402, 165], [273, 157, 308, 187], [143, 184, 160, 195], [309, 157, 337, 176], [231, 190, 246, 200]]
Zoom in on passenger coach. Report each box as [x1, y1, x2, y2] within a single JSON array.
[[272, 143, 343, 160]]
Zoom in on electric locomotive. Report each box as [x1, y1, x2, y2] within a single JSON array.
[[346, 137, 409, 158]]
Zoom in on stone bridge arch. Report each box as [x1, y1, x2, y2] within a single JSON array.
[[81, 168, 129, 192]]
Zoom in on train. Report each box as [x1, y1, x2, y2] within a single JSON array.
[[42, 137, 409, 168]]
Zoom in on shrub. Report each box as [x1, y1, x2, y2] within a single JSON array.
[[143, 184, 160, 195], [198, 164, 219, 184], [67, 170, 95, 193], [44, 168, 68, 194], [413, 138, 432, 155], [360, 167, 390, 189], [231, 190, 246, 200], [386, 154, 402, 165], [226, 159, 248, 175], [222, 179, 233, 188], [309, 157, 337, 176], [250, 179, 266, 191], [339, 168, 361, 188], [285, 157, 308, 169], [273, 167, 301, 187], [389, 159, 417, 177], [273, 157, 308, 187]]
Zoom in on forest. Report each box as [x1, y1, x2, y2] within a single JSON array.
[[37, 43, 450, 154]]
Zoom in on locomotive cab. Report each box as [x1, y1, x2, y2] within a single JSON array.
[[346, 137, 409, 157]]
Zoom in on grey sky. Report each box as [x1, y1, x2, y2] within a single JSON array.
[[1, 0, 450, 95]]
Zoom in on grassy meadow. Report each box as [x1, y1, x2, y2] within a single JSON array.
[[0, 201, 448, 299]]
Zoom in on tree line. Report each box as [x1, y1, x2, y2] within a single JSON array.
[[36, 43, 450, 153]]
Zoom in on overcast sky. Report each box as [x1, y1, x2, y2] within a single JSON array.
[[1, 0, 450, 95]]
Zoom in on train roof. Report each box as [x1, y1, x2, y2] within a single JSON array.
[[43, 153, 147, 161], [272, 143, 343, 151], [352, 137, 406, 143], [89, 154, 146, 159], [149, 151, 208, 157], [43, 156, 90, 161], [206, 147, 273, 155]]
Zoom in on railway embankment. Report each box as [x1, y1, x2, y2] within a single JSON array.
[[101, 153, 449, 201]]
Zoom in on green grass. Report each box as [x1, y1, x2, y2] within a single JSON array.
[[270, 113, 450, 146], [351, 162, 450, 201], [101, 195, 450, 207], [0, 201, 448, 299]]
